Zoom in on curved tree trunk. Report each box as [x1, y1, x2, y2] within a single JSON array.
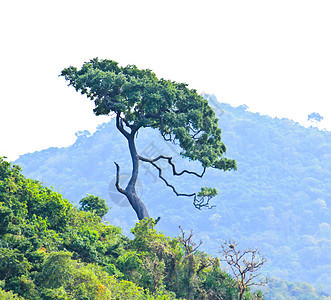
[[114, 114, 150, 220], [125, 135, 150, 220]]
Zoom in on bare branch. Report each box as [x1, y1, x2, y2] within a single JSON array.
[[114, 162, 127, 195], [138, 155, 195, 197], [178, 226, 202, 256], [192, 129, 203, 140], [116, 113, 130, 139], [161, 130, 174, 142], [193, 194, 216, 210], [139, 154, 206, 178], [138, 154, 216, 208], [220, 240, 267, 300]]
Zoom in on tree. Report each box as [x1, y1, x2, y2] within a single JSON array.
[[61, 58, 236, 221], [79, 194, 109, 218], [220, 240, 267, 300]]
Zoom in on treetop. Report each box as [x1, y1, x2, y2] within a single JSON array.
[[61, 58, 236, 172]]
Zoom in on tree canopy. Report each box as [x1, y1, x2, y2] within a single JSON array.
[[61, 58, 236, 220], [79, 194, 108, 218], [61, 58, 236, 169]]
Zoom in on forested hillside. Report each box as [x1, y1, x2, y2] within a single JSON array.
[[15, 95, 331, 295], [0, 157, 261, 299]]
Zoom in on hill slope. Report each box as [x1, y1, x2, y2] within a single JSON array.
[[15, 95, 331, 293], [1, 157, 253, 299]]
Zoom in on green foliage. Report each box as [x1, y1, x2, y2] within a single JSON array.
[[0, 202, 13, 235], [14, 94, 330, 294], [0, 288, 26, 299], [61, 58, 236, 171], [116, 219, 240, 299], [198, 187, 217, 198], [0, 158, 253, 299], [24, 180, 72, 231], [266, 278, 330, 300], [79, 194, 108, 218], [0, 249, 32, 281]]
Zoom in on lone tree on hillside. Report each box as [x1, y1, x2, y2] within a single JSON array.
[[61, 58, 236, 221]]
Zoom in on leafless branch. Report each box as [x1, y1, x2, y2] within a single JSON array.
[[193, 194, 216, 210], [116, 113, 130, 139], [220, 240, 267, 300], [139, 154, 216, 209], [139, 155, 206, 178], [114, 162, 127, 195], [138, 155, 196, 197], [178, 226, 202, 257]]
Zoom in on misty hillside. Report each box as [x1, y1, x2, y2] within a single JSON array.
[[15, 95, 331, 293]]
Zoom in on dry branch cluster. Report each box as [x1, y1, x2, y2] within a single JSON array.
[[220, 241, 268, 300]]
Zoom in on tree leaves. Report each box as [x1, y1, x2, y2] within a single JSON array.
[[60, 58, 236, 172]]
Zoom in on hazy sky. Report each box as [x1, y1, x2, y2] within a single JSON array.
[[1, 0, 330, 161]]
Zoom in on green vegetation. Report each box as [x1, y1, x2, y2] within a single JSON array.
[[266, 278, 331, 300], [1, 157, 264, 299], [15, 95, 330, 295], [79, 194, 108, 218]]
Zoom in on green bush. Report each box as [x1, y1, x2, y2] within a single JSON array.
[[0, 157, 257, 299]]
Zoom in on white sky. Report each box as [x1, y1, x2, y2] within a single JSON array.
[[1, 0, 330, 161]]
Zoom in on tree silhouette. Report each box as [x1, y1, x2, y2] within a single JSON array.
[[61, 58, 236, 221]]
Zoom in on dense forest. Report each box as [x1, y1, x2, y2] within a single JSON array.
[[14, 95, 330, 298], [1, 157, 264, 299]]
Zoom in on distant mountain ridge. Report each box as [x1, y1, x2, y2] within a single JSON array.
[[15, 95, 331, 295]]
